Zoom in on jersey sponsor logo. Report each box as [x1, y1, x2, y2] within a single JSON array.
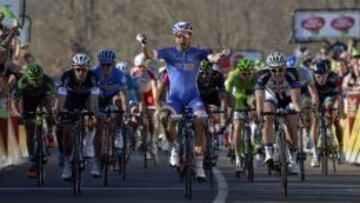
[[184, 63, 195, 71]]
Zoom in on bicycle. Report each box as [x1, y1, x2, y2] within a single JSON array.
[[262, 109, 300, 198], [315, 107, 338, 176], [59, 109, 92, 196], [99, 107, 122, 186], [172, 106, 207, 199], [235, 109, 256, 182], [25, 108, 50, 186], [204, 107, 223, 188], [115, 112, 134, 181], [136, 109, 158, 169]]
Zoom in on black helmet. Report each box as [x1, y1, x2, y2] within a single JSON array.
[[312, 60, 329, 75]]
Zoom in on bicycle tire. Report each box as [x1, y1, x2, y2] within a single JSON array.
[[206, 125, 214, 188], [279, 130, 288, 198], [73, 126, 83, 196], [298, 129, 305, 182], [244, 126, 254, 182], [140, 125, 148, 169], [184, 128, 194, 200], [35, 126, 45, 187], [103, 125, 114, 186], [122, 126, 128, 181]]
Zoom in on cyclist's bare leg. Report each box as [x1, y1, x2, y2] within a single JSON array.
[[285, 114, 299, 168], [62, 122, 73, 157], [233, 119, 244, 170], [160, 110, 176, 143], [263, 102, 276, 162], [233, 120, 243, 157], [194, 118, 206, 156]]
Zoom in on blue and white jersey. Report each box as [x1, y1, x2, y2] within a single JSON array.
[[91, 66, 127, 97], [154, 46, 210, 104]]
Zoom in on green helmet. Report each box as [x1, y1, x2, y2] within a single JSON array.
[[235, 58, 255, 72], [200, 59, 211, 71], [25, 63, 43, 78], [352, 48, 360, 57]]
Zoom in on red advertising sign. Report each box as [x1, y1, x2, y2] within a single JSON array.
[[302, 16, 325, 33]]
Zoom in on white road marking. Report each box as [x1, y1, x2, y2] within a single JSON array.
[[212, 167, 228, 203]]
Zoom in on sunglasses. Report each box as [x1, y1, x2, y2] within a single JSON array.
[[29, 76, 42, 82], [101, 63, 113, 67], [75, 68, 88, 73], [240, 71, 251, 76], [175, 33, 191, 39], [271, 68, 285, 74], [314, 74, 328, 78]]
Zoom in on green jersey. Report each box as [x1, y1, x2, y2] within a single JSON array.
[[14, 74, 56, 99], [225, 69, 257, 110]]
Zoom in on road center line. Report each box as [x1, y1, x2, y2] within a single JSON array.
[[212, 167, 228, 203]]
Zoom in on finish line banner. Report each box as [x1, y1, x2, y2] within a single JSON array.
[[292, 9, 360, 42]]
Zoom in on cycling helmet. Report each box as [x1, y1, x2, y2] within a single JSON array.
[[352, 48, 360, 57], [134, 53, 147, 67], [98, 48, 116, 64], [312, 60, 329, 75], [172, 21, 193, 34], [302, 52, 315, 63], [286, 55, 297, 68], [266, 52, 287, 68], [25, 63, 43, 78], [235, 58, 255, 72], [116, 60, 131, 73], [200, 59, 211, 71], [72, 53, 90, 67]]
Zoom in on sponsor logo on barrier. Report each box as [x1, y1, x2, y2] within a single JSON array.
[[331, 15, 355, 33], [302, 16, 325, 34]]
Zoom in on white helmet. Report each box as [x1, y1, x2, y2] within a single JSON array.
[[116, 60, 131, 73], [72, 53, 90, 67], [134, 53, 147, 66], [266, 52, 287, 68]]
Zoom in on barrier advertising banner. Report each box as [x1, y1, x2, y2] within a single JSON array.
[[293, 9, 360, 42]]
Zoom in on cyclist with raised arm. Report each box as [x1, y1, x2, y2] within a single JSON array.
[[91, 48, 128, 177], [255, 52, 303, 174], [225, 58, 258, 174], [310, 60, 345, 167], [57, 53, 99, 180], [136, 21, 227, 180], [12, 63, 56, 178]]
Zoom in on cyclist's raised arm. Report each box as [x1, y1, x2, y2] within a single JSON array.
[[207, 48, 231, 63], [136, 34, 155, 59]]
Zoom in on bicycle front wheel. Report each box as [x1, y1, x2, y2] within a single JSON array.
[[279, 130, 288, 198]]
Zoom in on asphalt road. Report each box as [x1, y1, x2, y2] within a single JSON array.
[[0, 149, 359, 203]]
